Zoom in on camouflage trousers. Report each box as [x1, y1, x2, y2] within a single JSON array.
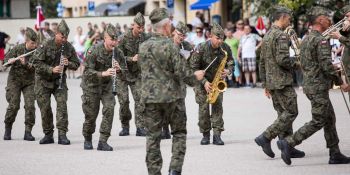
[[263, 86, 298, 140], [82, 90, 115, 142], [116, 78, 143, 128], [194, 86, 224, 135], [144, 101, 187, 175], [286, 91, 340, 153], [4, 81, 35, 132], [35, 84, 68, 136]]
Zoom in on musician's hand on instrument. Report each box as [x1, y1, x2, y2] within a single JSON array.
[[194, 70, 205, 80], [7, 58, 17, 64], [204, 81, 212, 93], [132, 54, 138, 62], [63, 58, 69, 66], [102, 68, 115, 77], [329, 31, 341, 39], [52, 66, 62, 74], [221, 69, 230, 78], [19, 57, 25, 65], [114, 62, 121, 72], [340, 83, 350, 92], [264, 88, 271, 99], [343, 20, 350, 32]]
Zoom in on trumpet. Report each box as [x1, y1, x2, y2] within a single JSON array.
[[284, 26, 301, 65], [322, 17, 348, 38], [3, 49, 36, 67]]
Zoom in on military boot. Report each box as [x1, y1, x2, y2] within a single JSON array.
[[136, 127, 146, 136], [39, 134, 54, 144], [84, 135, 93, 150], [329, 152, 350, 164], [254, 134, 275, 158], [58, 134, 71, 145], [24, 131, 35, 141], [119, 127, 130, 136], [97, 141, 113, 151], [277, 139, 292, 165], [200, 132, 210, 145], [213, 134, 225, 145], [3, 128, 11, 140], [161, 128, 171, 139], [169, 170, 181, 175], [290, 147, 305, 158]]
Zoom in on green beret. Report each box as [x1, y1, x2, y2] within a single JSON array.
[[307, 6, 330, 18], [149, 8, 169, 24], [341, 5, 350, 15], [175, 21, 189, 35], [211, 22, 224, 39], [134, 12, 145, 26], [105, 24, 118, 40], [57, 19, 70, 37], [25, 27, 37, 42]]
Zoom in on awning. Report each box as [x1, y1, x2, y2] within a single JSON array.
[[108, 0, 146, 16], [190, 0, 218, 10]]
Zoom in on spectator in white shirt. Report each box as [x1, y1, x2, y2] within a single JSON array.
[[191, 11, 203, 28], [190, 27, 206, 47], [237, 25, 262, 87], [16, 27, 25, 45], [72, 26, 86, 79]]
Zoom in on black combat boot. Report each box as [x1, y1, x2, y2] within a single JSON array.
[[329, 152, 350, 164], [119, 127, 130, 136], [24, 131, 35, 141], [161, 128, 171, 139], [97, 141, 113, 151], [58, 134, 71, 145], [169, 170, 181, 175], [254, 134, 275, 158], [277, 139, 292, 165], [213, 134, 225, 145], [290, 147, 305, 158], [84, 135, 93, 150], [39, 134, 54, 144], [3, 128, 11, 140], [136, 127, 146, 136], [200, 132, 210, 145]]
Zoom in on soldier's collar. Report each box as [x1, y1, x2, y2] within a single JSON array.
[[311, 30, 322, 35], [272, 25, 283, 30]]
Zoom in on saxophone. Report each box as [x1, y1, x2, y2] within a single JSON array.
[[207, 47, 228, 104]]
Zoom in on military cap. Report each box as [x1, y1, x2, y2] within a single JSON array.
[[134, 12, 145, 26], [306, 6, 330, 18], [105, 24, 119, 39], [175, 21, 189, 35], [274, 5, 292, 15], [341, 5, 350, 15], [149, 8, 169, 24], [211, 22, 225, 39], [25, 27, 38, 42], [57, 19, 70, 37]]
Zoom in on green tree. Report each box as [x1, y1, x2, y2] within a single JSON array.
[[30, 0, 60, 18]]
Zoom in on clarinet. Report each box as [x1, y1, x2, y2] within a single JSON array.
[[112, 47, 117, 95], [58, 44, 65, 90]]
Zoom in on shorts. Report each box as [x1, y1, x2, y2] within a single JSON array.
[[0, 48, 4, 61], [242, 57, 256, 72]]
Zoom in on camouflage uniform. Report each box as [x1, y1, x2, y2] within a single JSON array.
[[117, 13, 149, 130], [284, 30, 342, 153], [81, 38, 123, 143], [189, 31, 234, 136], [259, 24, 299, 141], [33, 20, 80, 138], [3, 28, 37, 134], [140, 8, 198, 175]]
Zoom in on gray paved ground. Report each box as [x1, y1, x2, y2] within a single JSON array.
[[0, 71, 349, 175]]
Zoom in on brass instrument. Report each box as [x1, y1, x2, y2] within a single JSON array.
[[112, 47, 117, 95], [3, 49, 36, 67], [284, 26, 301, 59], [57, 44, 65, 90], [207, 47, 228, 104], [322, 17, 348, 38]]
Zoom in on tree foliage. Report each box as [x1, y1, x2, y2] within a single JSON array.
[[30, 0, 60, 18]]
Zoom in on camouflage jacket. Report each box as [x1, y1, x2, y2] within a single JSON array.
[[33, 38, 80, 89], [81, 43, 124, 94], [189, 40, 234, 86], [259, 25, 296, 90], [301, 30, 342, 94], [338, 31, 350, 79], [139, 33, 196, 103], [4, 43, 35, 85], [118, 29, 150, 82]]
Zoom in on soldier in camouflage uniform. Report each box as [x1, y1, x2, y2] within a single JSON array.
[[189, 22, 234, 146], [277, 7, 350, 165], [139, 8, 204, 175], [117, 12, 149, 136], [254, 6, 305, 159], [3, 28, 37, 141], [33, 19, 80, 145], [161, 21, 194, 140], [81, 24, 122, 151]]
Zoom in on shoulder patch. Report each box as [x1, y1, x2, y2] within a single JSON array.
[[88, 50, 92, 54], [321, 40, 327, 45]]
